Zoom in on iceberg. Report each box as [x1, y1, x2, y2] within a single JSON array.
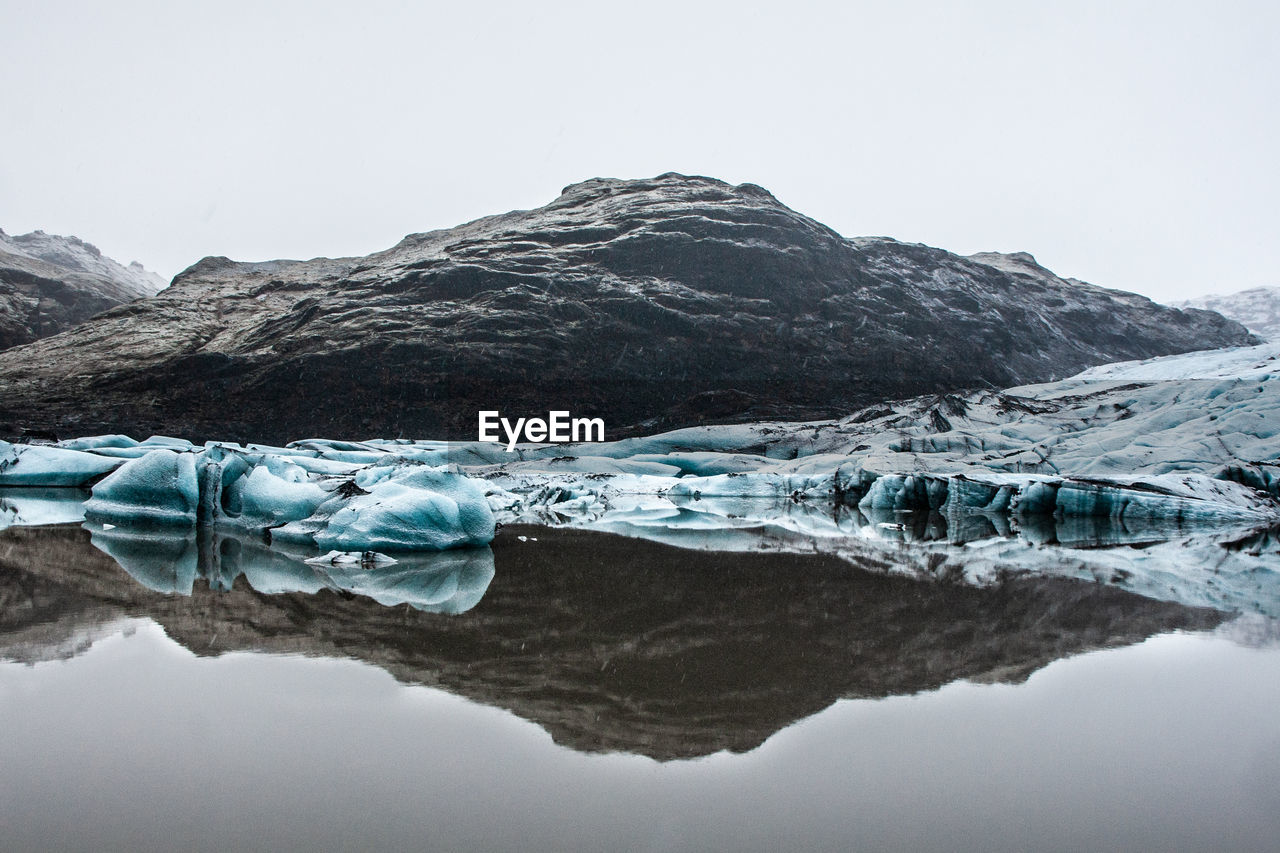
[[211, 451, 329, 526], [84, 449, 200, 526], [79, 445, 495, 551], [268, 463, 495, 552]]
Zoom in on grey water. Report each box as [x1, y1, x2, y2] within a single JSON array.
[[3, 516, 1280, 851]]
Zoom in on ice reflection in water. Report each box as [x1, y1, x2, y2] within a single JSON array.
[[578, 494, 1280, 617], [82, 522, 495, 614], [2, 487, 495, 614]]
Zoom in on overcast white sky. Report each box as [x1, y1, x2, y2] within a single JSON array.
[[2, 0, 1276, 302]]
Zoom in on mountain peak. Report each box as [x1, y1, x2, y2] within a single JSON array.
[[0, 228, 164, 295], [0, 228, 167, 350], [0, 178, 1256, 443]]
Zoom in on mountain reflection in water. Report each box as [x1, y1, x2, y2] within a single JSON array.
[[0, 522, 1229, 760]]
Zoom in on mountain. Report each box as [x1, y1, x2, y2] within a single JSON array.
[[0, 228, 165, 350], [0, 174, 1256, 443], [1175, 286, 1280, 342]]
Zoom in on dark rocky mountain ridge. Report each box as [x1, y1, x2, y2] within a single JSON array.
[[0, 174, 1254, 443], [0, 228, 165, 351]]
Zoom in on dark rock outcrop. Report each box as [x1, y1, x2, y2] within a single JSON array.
[[0, 175, 1254, 443], [0, 229, 165, 351], [0, 523, 1225, 760]]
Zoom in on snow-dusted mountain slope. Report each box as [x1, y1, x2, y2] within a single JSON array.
[[0, 174, 1254, 443], [0, 228, 165, 350], [1176, 286, 1280, 342], [0, 229, 165, 296]]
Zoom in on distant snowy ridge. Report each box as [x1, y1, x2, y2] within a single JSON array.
[[0, 228, 165, 296], [1175, 285, 1280, 342], [1, 227, 166, 350]]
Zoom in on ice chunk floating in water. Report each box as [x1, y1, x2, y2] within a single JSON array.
[[80, 446, 495, 552], [0, 487, 90, 530], [270, 464, 497, 552], [84, 449, 200, 526]]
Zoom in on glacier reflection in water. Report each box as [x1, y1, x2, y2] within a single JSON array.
[[83, 521, 496, 615], [572, 493, 1280, 618], [2, 486, 498, 614]]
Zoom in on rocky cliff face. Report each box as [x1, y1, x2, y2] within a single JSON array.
[[1176, 285, 1280, 342], [0, 229, 165, 351], [0, 175, 1255, 443]]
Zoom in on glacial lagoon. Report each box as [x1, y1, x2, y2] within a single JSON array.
[[3, 496, 1280, 852]]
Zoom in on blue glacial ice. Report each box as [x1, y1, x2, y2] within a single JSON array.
[[78, 445, 495, 551], [0, 440, 125, 486], [270, 464, 496, 552], [84, 449, 200, 526]]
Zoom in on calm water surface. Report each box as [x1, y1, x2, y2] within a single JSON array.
[[2, 521, 1279, 852]]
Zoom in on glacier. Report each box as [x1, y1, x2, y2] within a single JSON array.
[[1, 341, 1278, 616]]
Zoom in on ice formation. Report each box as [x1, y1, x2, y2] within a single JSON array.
[[0, 441, 125, 486], [1069, 340, 1280, 381], [83, 449, 200, 525], [68, 443, 496, 552]]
